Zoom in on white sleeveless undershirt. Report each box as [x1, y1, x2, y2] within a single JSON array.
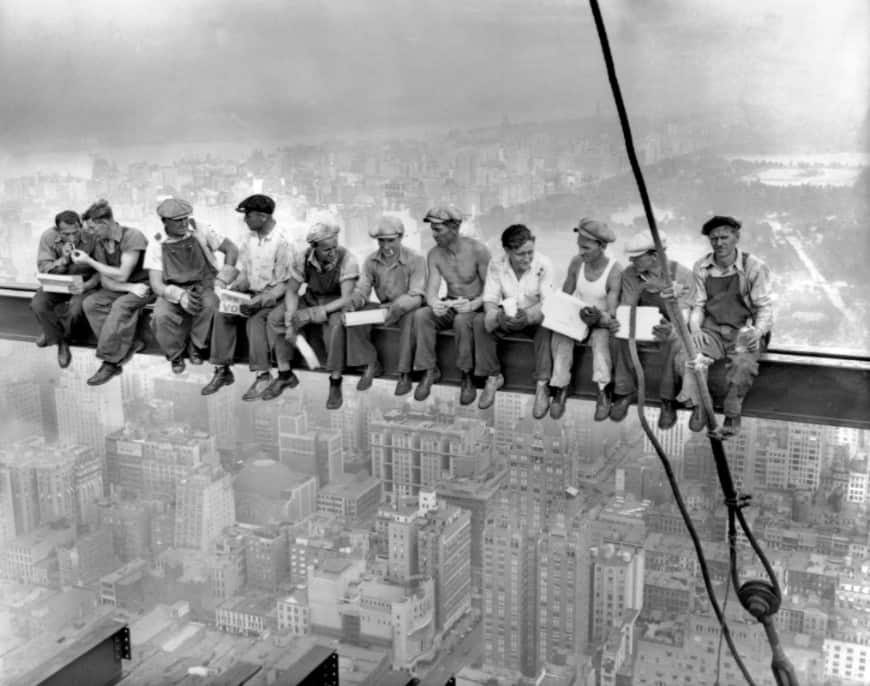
[[574, 259, 615, 310]]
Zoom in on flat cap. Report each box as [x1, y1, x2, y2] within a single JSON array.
[[573, 217, 615, 244], [423, 205, 463, 225], [306, 221, 341, 244], [701, 215, 741, 236], [625, 231, 667, 257], [369, 215, 405, 239], [235, 194, 275, 215], [156, 197, 193, 220]]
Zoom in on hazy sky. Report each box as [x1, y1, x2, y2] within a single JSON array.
[[0, 0, 867, 149]]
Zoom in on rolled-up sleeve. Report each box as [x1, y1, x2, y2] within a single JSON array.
[[143, 240, 163, 272], [692, 260, 708, 312], [748, 259, 774, 334], [273, 237, 296, 283], [406, 253, 427, 298], [482, 261, 502, 306], [288, 246, 307, 284], [354, 256, 375, 301], [338, 250, 360, 282]]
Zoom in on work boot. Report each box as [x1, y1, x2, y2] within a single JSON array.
[[394, 373, 412, 397], [532, 382, 551, 419], [478, 374, 504, 410], [171, 357, 186, 374], [86, 361, 122, 386], [57, 340, 72, 369], [414, 367, 441, 402], [594, 386, 612, 422], [262, 371, 300, 401], [119, 339, 146, 366], [722, 415, 742, 437], [688, 404, 706, 432], [327, 377, 343, 410], [357, 361, 382, 391], [242, 372, 272, 401], [550, 386, 569, 420], [609, 392, 636, 422], [35, 333, 49, 348], [657, 400, 678, 430], [459, 372, 477, 406], [201, 366, 234, 395]]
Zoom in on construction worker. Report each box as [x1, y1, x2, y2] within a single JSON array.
[[548, 218, 622, 420], [608, 232, 696, 428], [413, 205, 490, 405], [31, 210, 99, 368], [200, 194, 295, 400], [346, 215, 426, 395], [73, 200, 153, 385], [473, 224, 554, 415], [276, 220, 359, 409], [677, 215, 774, 435], [145, 198, 239, 374]]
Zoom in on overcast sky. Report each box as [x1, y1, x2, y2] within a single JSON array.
[[0, 0, 867, 149]]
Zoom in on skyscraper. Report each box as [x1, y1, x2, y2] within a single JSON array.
[[589, 544, 645, 643], [174, 466, 235, 552], [55, 373, 124, 461]]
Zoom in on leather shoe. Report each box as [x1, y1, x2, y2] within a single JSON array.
[[171, 358, 186, 374], [532, 382, 551, 419], [688, 405, 706, 432], [242, 373, 272, 401], [594, 387, 612, 422], [35, 333, 49, 348], [478, 374, 504, 410], [327, 378, 343, 410], [357, 361, 382, 391], [550, 386, 569, 420], [609, 392, 636, 422], [262, 372, 300, 401], [87, 361, 122, 386], [201, 367, 234, 395], [459, 372, 476, 406], [57, 340, 72, 369], [414, 367, 441, 402], [395, 373, 412, 396], [658, 400, 678, 430], [722, 415, 742, 436]]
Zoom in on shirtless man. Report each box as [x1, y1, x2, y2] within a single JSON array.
[[412, 205, 490, 404]]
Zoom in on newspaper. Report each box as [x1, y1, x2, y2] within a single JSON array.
[[37, 273, 83, 294], [342, 308, 387, 327], [216, 288, 252, 316], [615, 305, 661, 342], [541, 291, 589, 342]]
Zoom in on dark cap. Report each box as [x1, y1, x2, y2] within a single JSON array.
[[235, 194, 275, 215], [573, 217, 615, 244], [701, 215, 741, 236]]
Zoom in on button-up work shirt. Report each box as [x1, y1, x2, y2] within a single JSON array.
[[692, 248, 774, 334], [235, 227, 296, 294], [354, 245, 426, 304], [36, 227, 98, 276], [482, 252, 554, 314], [143, 220, 226, 272], [290, 245, 359, 286]]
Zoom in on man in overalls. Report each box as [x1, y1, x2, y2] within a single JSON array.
[[73, 200, 153, 385], [608, 231, 696, 428], [677, 215, 774, 436], [145, 198, 239, 374], [273, 220, 359, 409], [548, 218, 622, 421]]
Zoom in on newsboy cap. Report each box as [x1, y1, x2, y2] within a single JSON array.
[[423, 205, 463, 225], [573, 217, 615, 244], [235, 194, 276, 215], [156, 197, 193, 220], [369, 215, 405, 239], [625, 231, 667, 257], [306, 221, 341, 244], [701, 215, 741, 236]]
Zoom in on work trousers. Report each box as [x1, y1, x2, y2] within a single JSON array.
[[345, 303, 415, 372], [269, 302, 344, 373], [210, 304, 285, 372], [611, 336, 679, 400], [550, 328, 612, 389], [82, 288, 153, 364], [30, 289, 89, 344], [471, 314, 551, 381], [412, 306, 476, 373], [152, 288, 219, 362]]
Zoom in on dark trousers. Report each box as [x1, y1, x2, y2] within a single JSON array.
[[346, 304, 415, 372], [413, 306, 475, 373], [30, 289, 88, 344], [472, 314, 551, 381], [82, 288, 153, 364], [152, 288, 219, 361], [210, 304, 283, 372], [612, 337, 679, 400], [268, 301, 344, 374]]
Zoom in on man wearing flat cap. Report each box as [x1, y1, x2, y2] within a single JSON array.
[[31, 209, 99, 368], [607, 231, 695, 428], [675, 215, 773, 436], [72, 199, 154, 385], [548, 217, 622, 421], [272, 219, 359, 409], [201, 194, 296, 400], [346, 215, 426, 395], [145, 197, 239, 374], [412, 205, 490, 404]]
